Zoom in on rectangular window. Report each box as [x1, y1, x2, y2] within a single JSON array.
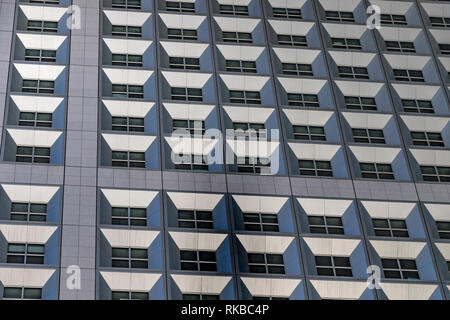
[[112, 0, 141, 9], [112, 151, 145, 168], [112, 117, 144, 132], [16, 146, 50, 164], [222, 31, 252, 43], [111, 247, 148, 269], [22, 80, 54, 94], [315, 256, 352, 277], [298, 160, 333, 177], [338, 66, 369, 79], [436, 221, 450, 239], [273, 7, 302, 19], [178, 210, 213, 229], [25, 49, 57, 62], [112, 25, 142, 38], [226, 60, 257, 73], [293, 125, 326, 141], [168, 28, 197, 40], [219, 4, 248, 16], [27, 20, 58, 33], [169, 57, 200, 70], [166, 1, 195, 13], [173, 119, 205, 136], [430, 17, 450, 28], [233, 122, 266, 139], [394, 69, 424, 82], [402, 99, 434, 113], [287, 93, 319, 107], [180, 250, 217, 271], [19, 112, 52, 128], [3, 287, 42, 300], [229, 90, 261, 104], [282, 63, 313, 76], [360, 163, 394, 180], [112, 291, 148, 300], [385, 41, 415, 53], [345, 96, 377, 111], [332, 38, 362, 50], [171, 87, 203, 101], [112, 84, 144, 99], [174, 154, 209, 172], [183, 294, 219, 300], [308, 216, 344, 235], [352, 128, 386, 144], [7, 243, 45, 264], [237, 157, 270, 174], [381, 14, 407, 25], [382, 259, 420, 279], [439, 43, 450, 55], [373, 219, 409, 237], [325, 11, 355, 22], [420, 166, 450, 182], [10, 202, 47, 222], [111, 207, 147, 226], [112, 54, 143, 67], [248, 253, 285, 274], [277, 34, 307, 47], [411, 131, 444, 147], [243, 213, 279, 232]]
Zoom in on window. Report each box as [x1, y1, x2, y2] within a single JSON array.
[[7, 243, 45, 264], [360, 163, 394, 180], [308, 216, 344, 235], [248, 253, 285, 274], [178, 210, 213, 229], [385, 41, 415, 53], [382, 259, 420, 279], [112, 25, 142, 38], [393, 69, 424, 82], [315, 256, 352, 277], [229, 90, 261, 104], [402, 99, 434, 113], [325, 11, 355, 22], [112, 151, 145, 168], [332, 38, 362, 50], [111, 207, 147, 226], [168, 28, 197, 40], [226, 60, 257, 73], [3, 287, 42, 300], [282, 63, 313, 76], [169, 57, 200, 70], [111, 84, 144, 99], [380, 14, 407, 25], [25, 49, 57, 62], [352, 128, 386, 144], [112, 54, 143, 67], [338, 66, 369, 79], [219, 4, 248, 16], [345, 96, 377, 111], [10, 202, 47, 222], [420, 166, 450, 182], [298, 160, 333, 177], [19, 112, 52, 127], [16, 146, 50, 164], [237, 157, 270, 174], [111, 0, 141, 9], [287, 93, 319, 107], [222, 31, 252, 43], [111, 117, 144, 132], [27, 20, 58, 33], [373, 219, 409, 237], [439, 43, 450, 54], [22, 80, 54, 94], [180, 250, 217, 271], [411, 131, 444, 147], [430, 17, 450, 28], [273, 7, 302, 19], [183, 294, 219, 300], [243, 213, 279, 232], [171, 87, 202, 101], [112, 248, 148, 268], [173, 119, 205, 136], [166, 1, 195, 13], [436, 221, 450, 239], [233, 122, 266, 139], [293, 125, 326, 141], [112, 291, 148, 300], [277, 35, 307, 47], [174, 154, 208, 172]]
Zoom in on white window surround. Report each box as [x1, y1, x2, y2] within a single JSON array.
[[103, 10, 151, 27], [169, 231, 227, 251], [172, 274, 232, 296], [103, 99, 155, 119], [288, 142, 341, 161], [167, 192, 223, 211], [103, 38, 152, 56], [7, 128, 62, 148], [100, 228, 160, 248], [361, 201, 416, 220], [236, 234, 295, 254], [303, 237, 360, 256], [100, 188, 158, 208], [100, 271, 161, 293], [297, 197, 353, 217], [10, 95, 63, 114], [241, 277, 301, 299]]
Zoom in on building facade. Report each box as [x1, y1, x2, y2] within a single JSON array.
[[0, 0, 449, 300]]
